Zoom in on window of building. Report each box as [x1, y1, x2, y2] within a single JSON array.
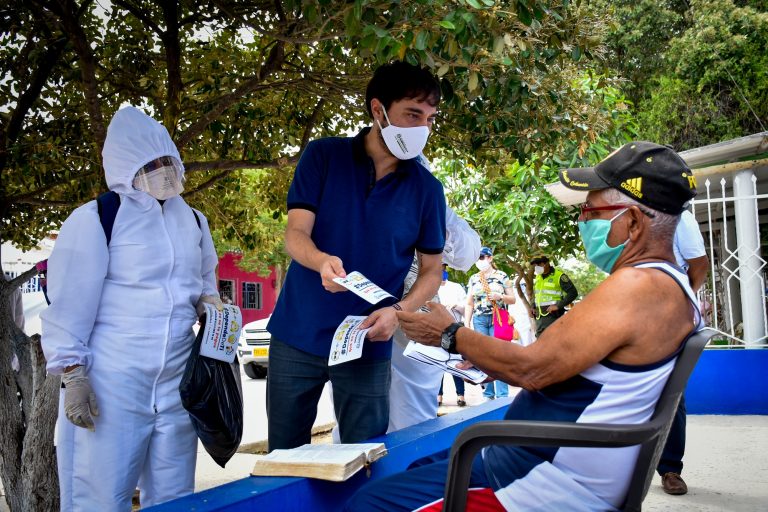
[[219, 279, 235, 305], [242, 282, 262, 310]]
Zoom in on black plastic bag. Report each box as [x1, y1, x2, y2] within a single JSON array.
[[179, 315, 244, 467]]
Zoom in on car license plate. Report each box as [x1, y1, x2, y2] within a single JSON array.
[[254, 347, 268, 357]]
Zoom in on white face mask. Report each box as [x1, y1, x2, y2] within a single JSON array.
[[376, 105, 430, 160], [133, 158, 184, 200], [534, 265, 545, 275], [475, 259, 491, 271]]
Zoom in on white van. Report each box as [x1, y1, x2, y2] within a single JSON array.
[[238, 315, 271, 379]]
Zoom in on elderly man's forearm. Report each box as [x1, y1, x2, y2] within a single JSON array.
[[454, 327, 545, 390]]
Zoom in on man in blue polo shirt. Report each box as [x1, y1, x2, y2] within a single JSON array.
[[266, 61, 447, 450]]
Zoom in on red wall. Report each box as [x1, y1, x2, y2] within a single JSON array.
[[217, 252, 277, 325]]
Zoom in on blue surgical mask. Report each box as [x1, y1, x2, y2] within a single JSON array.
[[578, 209, 629, 274]]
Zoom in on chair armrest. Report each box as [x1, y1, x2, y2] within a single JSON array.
[[443, 419, 663, 512]]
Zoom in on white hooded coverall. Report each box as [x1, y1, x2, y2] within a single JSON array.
[[41, 106, 219, 511]]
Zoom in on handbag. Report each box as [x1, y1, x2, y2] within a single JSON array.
[[480, 271, 516, 341], [493, 305, 516, 341]]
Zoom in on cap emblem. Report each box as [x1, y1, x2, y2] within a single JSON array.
[[620, 177, 643, 199], [682, 172, 697, 189]]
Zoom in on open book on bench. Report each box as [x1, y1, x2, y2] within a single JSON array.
[[251, 443, 387, 482]]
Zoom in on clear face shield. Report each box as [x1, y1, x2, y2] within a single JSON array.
[[133, 156, 185, 200]]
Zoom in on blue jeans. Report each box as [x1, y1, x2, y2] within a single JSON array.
[[657, 396, 686, 475], [438, 374, 465, 397], [473, 314, 509, 398], [267, 338, 391, 451]]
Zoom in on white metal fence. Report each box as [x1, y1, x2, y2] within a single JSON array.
[[693, 171, 768, 346]]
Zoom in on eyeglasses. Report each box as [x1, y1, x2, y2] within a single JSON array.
[[478, 255, 490, 260], [578, 203, 656, 221]]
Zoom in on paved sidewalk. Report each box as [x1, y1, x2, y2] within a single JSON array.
[[642, 414, 768, 511]]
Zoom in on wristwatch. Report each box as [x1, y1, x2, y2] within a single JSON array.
[[441, 322, 463, 354]]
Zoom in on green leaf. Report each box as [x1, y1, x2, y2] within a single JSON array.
[[517, 2, 532, 26], [571, 46, 581, 61], [415, 30, 430, 50], [467, 0, 483, 9], [493, 35, 505, 55], [438, 20, 456, 30], [468, 71, 479, 91]]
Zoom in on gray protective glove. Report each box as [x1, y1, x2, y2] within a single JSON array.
[[196, 294, 224, 317], [61, 366, 99, 431]]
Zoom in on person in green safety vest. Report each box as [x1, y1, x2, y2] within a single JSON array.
[[529, 255, 578, 338]]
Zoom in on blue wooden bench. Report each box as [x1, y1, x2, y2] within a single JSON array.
[[147, 398, 511, 511]]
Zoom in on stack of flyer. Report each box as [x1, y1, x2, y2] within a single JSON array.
[[403, 341, 487, 384]]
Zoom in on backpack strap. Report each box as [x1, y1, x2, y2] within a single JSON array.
[[96, 191, 121, 245], [97, 191, 201, 245]]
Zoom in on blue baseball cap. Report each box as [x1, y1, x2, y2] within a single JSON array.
[[480, 247, 493, 256]]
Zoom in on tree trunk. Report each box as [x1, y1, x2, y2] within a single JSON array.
[[20, 335, 59, 512], [1, 273, 60, 512]]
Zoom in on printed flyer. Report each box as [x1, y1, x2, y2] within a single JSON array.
[[200, 303, 242, 363], [328, 315, 369, 366], [402, 341, 488, 384], [332, 271, 395, 304]]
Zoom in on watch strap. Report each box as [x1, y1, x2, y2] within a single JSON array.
[[443, 322, 463, 354]]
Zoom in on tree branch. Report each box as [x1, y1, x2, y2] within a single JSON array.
[[248, 24, 343, 44], [184, 156, 298, 173], [0, 32, 67, 181], [177, 40, 285, 146], [8, 166, 102, 205], [112, 0, 163, 36], [7, 266, 41, 292], [181, 169, 237, 196], [299, 98, 325, 152], [160, 0, 183, 135], [12, 197, 82, 207], [42, 0, 106, 145]]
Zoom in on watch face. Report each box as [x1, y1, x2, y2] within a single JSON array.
[[441, 333, 451, 351]]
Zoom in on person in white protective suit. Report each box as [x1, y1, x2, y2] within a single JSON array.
[[40, 106, 221, 511]]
